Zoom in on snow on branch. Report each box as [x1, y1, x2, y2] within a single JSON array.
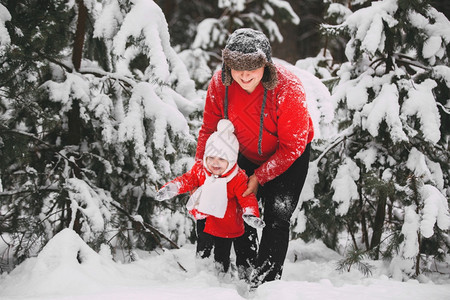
[[41, 73, 90, 113], [0, 3, 11, 46], [108, 0, 198, 107], [331, 157, 360, 216], [92, 0, 123, 40], [65, 178, 112, 236], [192, 18, 227, 50], [420, 184, 450, 238], [267, 0, 300, 25], [401, 79, 441, 144], [314, 125, 355, 165], [117, 82, 194, 179], [406, 148, 434, 184], [399, 184, 449, 260], [361, 81, 408, 143], [432, 65, 450, 86], [408, 7, 450, 65], [401, 205, 420, 258], [340, 0, 398, 60]]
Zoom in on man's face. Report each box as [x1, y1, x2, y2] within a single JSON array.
[[231, 67, 264, 93]]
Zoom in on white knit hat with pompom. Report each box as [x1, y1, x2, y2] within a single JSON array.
[[204, 119, 239, 174]]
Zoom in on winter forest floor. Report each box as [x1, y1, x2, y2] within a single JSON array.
[[0, 229, 449, 300]]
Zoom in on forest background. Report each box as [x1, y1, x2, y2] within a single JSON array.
[[0, 0, 449, 282]]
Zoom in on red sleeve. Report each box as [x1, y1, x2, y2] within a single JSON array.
[[189, 209, 208, 220], [163, 160, 203, 195], [254, 77, 313, 185], [195, 71, 225, 161], [232, 171, 260, 217]]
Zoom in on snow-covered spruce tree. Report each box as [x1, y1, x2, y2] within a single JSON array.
[[0, 0, 79, 265], [179, 0, 300, 89], [313, 0, 450, 277], [0, 0, 201, 266], [288, 0, 353, 249]]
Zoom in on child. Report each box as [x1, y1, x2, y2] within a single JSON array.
[[156, 119, 265, 279]]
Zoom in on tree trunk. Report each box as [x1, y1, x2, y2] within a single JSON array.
[[360, 205, 370, 250], [68, 0, 86, 154], [383, 19, 394, 73], [415, 232, 421, 276], [370, 195, 387, 259], [66, 0, 87, 234], [69, 0, 87, 150], [358, 169, 370, 250], [73, 0, 87, 71]]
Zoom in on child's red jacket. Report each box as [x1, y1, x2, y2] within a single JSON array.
[[166, 162, 260, 238]]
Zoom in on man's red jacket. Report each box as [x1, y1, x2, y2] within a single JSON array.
[[195, 64, 314, 185]]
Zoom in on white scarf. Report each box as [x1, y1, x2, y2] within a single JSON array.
[[186, 166, 239, 218]]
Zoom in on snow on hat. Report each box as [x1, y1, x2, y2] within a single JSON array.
[[222, 28, 278, 90], [204, 119, 239, 174]]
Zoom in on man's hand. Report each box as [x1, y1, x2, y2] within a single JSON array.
[[242, 174, 259, 197]]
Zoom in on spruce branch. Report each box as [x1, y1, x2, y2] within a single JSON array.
[[109, 200, 180, 250], [436, 102, 450, 115], [392, 53, 431, 71], [0, 186, 59, 197], [336, 247, 374, 276], [368, 53, 431, 72], [0, 124, 75, 165], [35, 50, 136, 89], [107, 202, 188, 272], [315, 125, 356, 165], [78, 67, 136, 89], [321, 77, 340, 91]]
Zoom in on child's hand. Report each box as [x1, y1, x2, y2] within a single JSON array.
[[155, 183, 178, 201], [243, 215, 265, 229], [190, 209, 208, 220]]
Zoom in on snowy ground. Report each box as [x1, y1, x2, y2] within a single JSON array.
[[0, 229, 449, 300]]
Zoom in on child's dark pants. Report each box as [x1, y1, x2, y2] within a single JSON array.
[[196, 219, 257, 281]]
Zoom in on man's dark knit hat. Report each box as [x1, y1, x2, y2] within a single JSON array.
[[221, 28, 278, 90]]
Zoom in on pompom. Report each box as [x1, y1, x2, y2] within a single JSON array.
[[217, 119, 235, 133]]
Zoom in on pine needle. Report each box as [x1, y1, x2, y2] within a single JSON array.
[[336, 247, 374, 277]]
